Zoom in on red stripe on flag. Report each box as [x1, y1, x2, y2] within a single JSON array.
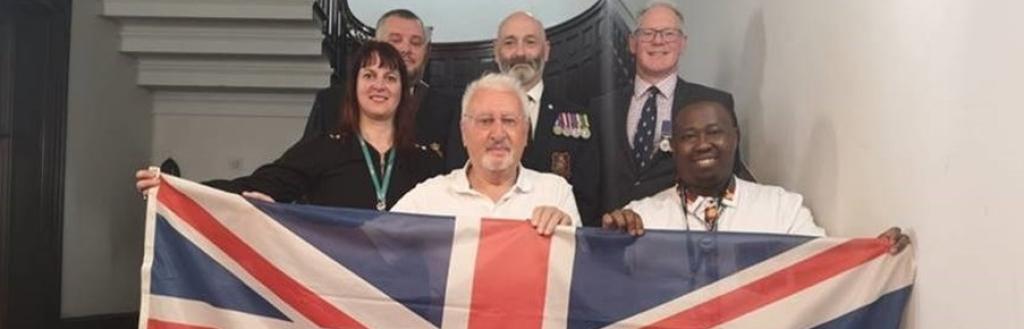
[[467, 219, 552, 329], [646, 239, 890, 329], [157, 181, 366, 329], [147, 319, 215, 329]]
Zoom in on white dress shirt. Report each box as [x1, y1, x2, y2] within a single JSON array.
[[392, 165, 581, 226], [624, 177, 826, 236], [525, 81, 544, 138], [626, 75, 677, 147]]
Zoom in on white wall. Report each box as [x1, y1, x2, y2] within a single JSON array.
[[350, 0, 597, 42], [62, 0, 154, 317], [673, 0, 1024, 327]]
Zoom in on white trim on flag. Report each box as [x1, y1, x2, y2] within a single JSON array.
[[604, 237, 844, 328], [138, 167, 161, 329], [720, 246, 916, 328], [165, 175, 436, 328], [156, 202, 321, 328], [441, 216, 482, 329], [542, 225, 577, 329], [148, 295, 303, 328]]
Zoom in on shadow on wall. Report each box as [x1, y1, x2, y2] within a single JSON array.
[[737, 8, 838, 231], [798, 119, 839, 231], [735, 9, 767, 179]]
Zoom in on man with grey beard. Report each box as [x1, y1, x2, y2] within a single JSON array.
[[445, 11, 602, 226]]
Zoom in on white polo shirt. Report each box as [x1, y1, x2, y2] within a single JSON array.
[[624, 177, 826, 236], [392, 165, 581, 226]]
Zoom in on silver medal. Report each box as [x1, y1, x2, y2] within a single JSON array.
[[376, 200, 386, 211]]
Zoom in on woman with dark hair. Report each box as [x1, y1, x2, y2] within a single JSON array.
[[135, 41, 442, 210]]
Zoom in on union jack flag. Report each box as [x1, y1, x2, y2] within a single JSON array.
[[140, 175, 915, 329]]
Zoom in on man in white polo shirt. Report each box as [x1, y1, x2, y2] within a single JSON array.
[[392, 73, 579, 235]]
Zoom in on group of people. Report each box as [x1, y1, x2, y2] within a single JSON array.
[[135, 2, 909, 251]]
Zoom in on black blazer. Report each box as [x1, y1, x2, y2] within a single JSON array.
[[444, 86, 602, 226], [590, 77, 735, 213], [301, 81, 459, 156]]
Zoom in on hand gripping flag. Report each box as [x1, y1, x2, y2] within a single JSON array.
[[140, 175, 915, 329]]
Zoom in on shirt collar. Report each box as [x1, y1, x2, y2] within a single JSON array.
[[676, 175, 741, 208], [633, 74, 678, 101], [453, 163, 534, 195], [526, 81, 544, 105], [410, 80, 429, 96]]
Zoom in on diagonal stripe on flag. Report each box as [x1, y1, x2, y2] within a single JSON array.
[[157, 180, 366, 329], [645, 239, 890, 329]]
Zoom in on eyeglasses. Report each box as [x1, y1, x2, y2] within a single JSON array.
[[463, 113, 525, 129], [633, 28, 684, 42]]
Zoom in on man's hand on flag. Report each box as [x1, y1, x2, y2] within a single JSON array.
[[530, 206, 572, 236], [602, 209, 645, 236], [878, 227, 911, 255]]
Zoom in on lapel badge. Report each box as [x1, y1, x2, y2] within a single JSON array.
[[551, 151, 572, 179], [658, 120, 673, 153], [429, 142, 443, 157]]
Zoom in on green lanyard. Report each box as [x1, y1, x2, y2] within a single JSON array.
[[357, 136, 396, 211]]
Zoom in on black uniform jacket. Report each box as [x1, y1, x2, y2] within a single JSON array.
[[206, 133, 443, 210]]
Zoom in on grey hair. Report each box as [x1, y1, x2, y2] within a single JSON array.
[[375, 9, 432, 42], [637, 0, 686, 30], [460, 73, 530, 121]]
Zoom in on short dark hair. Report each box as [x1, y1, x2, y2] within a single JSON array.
[[375, 9, 428, 41], [336, 41, 417, 152], [674, 98, 739, 129]]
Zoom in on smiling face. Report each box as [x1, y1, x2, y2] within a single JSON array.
[[494, 12, 549, 89], [629, 4, 687, 83], [461, 87, 528, 173], [377, 16, 428, 81], [673, 101, 739, 192], [355, 54, 403, 121]]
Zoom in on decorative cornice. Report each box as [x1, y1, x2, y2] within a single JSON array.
[[137, 56, 331, 90], [118, 19, 322, 56], [153, 91, 315, 118]]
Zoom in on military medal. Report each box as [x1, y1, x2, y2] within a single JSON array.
[[580, 114, 591, 139], [552, 113, 565, 136], [570, 113, 581, 138], [658, 120, 672, 152]]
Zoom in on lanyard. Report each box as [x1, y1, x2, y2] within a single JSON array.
[[357, 136, 396, 211]]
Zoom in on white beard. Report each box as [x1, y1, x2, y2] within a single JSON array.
[[481, 152, 516, 172]]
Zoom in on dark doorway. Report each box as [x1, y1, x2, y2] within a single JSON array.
[[0, 0, 71, 328]]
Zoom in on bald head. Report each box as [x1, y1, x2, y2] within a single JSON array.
[[494, 11, 549, 89]]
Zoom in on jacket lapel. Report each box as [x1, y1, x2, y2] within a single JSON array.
[[614, 87, 639, 175], [524, 92, 558, 171]]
